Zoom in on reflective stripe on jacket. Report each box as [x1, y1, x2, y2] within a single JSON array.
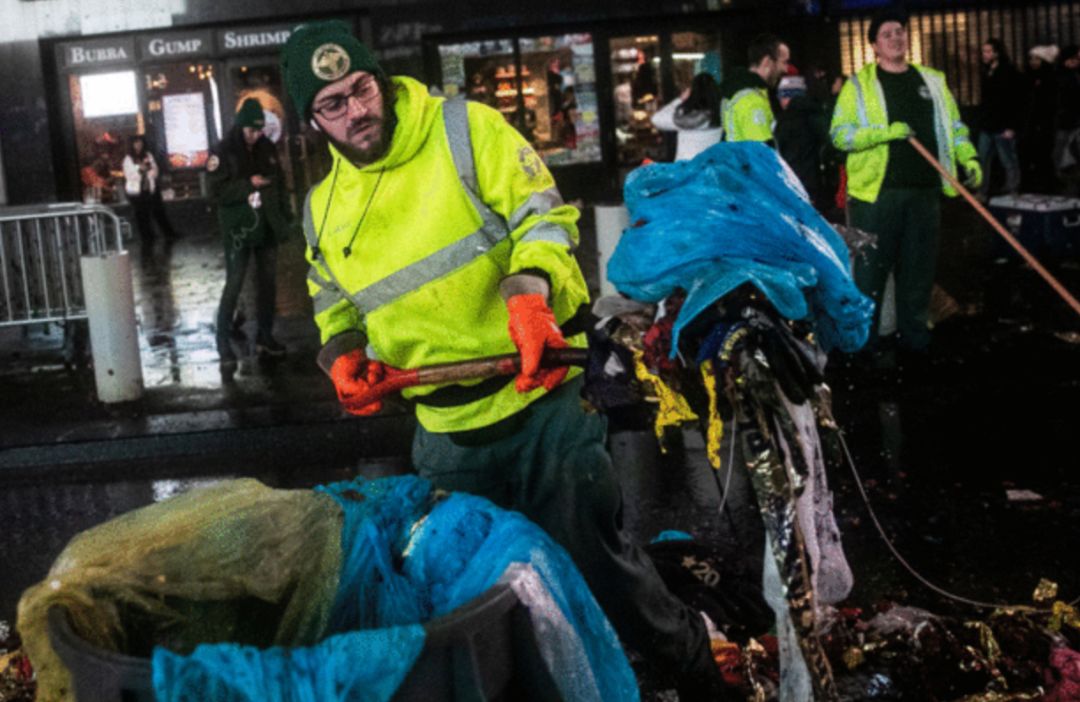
[[722, 87, 775, 143], [829, 62, 977, 203], [304, 76, 588, 433]]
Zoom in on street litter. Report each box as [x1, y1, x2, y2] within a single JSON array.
[[589, 142, 1080, 701], [1006, 489, 1045, 503], [16, 476, 635, 702]]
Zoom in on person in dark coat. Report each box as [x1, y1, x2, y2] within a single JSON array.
[[1022, 45, 1060, 193], [775, 74, 829, 210], [207, 98, 291, 368], [1054, 45, 1080, 194], [978, 38, 1023, 198]]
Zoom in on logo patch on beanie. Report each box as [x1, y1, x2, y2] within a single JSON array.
[[312, 43, 351, 82]]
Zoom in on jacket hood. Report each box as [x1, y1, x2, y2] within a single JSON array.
[[328, 76, 441, 175], [719, 69, 768, 100], [673, 108, 717, 130]]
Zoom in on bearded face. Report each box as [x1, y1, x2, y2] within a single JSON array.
[[311, 71, 396, 165]]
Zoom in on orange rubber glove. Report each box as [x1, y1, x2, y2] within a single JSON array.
[[506, 293, 569, 393], [329, 349, 385, 416]]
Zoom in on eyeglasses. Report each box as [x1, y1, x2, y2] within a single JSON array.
[[313, 77, 380, 120]]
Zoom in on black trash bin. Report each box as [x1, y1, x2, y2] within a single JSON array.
[[48, 584, 562, 702]]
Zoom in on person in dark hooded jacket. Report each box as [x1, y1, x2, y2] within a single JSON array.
[[207, 97, 291, 368], [1022, 45, 1060, 193], [775, 74, 829, 208], [977, 38, 1023, 198], [1054, 44, 1080, 193]]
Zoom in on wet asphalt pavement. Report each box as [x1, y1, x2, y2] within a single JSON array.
[[1, 198, 1079, 686]]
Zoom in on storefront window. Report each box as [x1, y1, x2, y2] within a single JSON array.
[[610, 36, 665, 167], [518, 34, 600, 166], [143, 62, 219, 200], [59, 22, 302, 204], [438, 35, 600, 167], [438, 39, 516, 102], [671, 32, 719, 92], [70, 71, 140, 204]]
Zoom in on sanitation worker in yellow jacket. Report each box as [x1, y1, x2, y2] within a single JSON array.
[[830, 7, 981, 364], [281, 20, 734, 701], [720, 33, 790, 144]]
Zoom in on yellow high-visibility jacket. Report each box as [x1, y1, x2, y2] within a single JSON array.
[[830, 62, 977, 203], [304, 76, 589, 433], [721, 70, 775, 143]]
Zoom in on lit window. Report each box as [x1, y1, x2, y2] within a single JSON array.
[[80, 70, 139, 118]]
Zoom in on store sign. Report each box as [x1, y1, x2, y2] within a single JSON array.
[[140, 31, 213, 61], [216, 24, 295, 54], [58, 38, 136, 71], [374, 20, 443, 62]]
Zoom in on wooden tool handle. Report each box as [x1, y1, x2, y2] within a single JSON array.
[[352, 347, 590, 409], [907, 135, 1080, 317], [414, 347, 589, 385]]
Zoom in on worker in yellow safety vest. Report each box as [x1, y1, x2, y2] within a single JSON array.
[[281, 20, 737, 701], [720, 33, 790, 144], [830, 7, 981, 365]]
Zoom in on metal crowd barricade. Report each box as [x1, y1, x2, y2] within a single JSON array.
[[0, 203, 128, 328]]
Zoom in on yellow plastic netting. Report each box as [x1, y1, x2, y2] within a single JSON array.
[[631, 349, 698, 448], [700, 360, 725, 470], [17, 478, 343, 702]]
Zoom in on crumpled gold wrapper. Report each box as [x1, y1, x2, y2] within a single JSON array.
[[965, 621, 1002, 665], [1050, 600, 1080, 633], [1032, 578, 1059, 604], [951, 692, 1044, 701], [842, 646, 864, 670]]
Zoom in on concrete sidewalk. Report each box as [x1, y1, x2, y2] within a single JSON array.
[[0, 209, 417, 472], [0, 198, 603, 471]]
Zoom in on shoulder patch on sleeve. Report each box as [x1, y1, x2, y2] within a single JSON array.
[[518, 146, 543, 180]]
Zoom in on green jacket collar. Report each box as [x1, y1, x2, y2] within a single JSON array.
[[720, 68, 768, 100]]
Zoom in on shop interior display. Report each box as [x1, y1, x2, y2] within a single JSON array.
[[610, 37, 666, 167], [440, 35, 600, 168]]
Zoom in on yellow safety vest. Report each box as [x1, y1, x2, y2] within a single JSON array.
[[829, 62, 977, 203], [722, 86, 775, 143], [304, 76, 589, 433]]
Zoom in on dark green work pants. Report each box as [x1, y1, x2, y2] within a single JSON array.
[[849, 187, 941, 352], [413, 377, 713, 683]]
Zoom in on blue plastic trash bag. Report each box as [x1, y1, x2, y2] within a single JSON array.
[[153, 476, 637, 702], [153, 624, 426, 702], [405, 490, 639, 702], [608, 141, 873, 353]]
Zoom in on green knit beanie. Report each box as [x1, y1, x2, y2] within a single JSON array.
[[236, 98, 265, 129], [281, 20, 385, 119]]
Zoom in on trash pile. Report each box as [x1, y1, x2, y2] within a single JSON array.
[[14, 475, 636, 702], [0, 620, 34, 702], [644, 535, 1080, 700], [710, 594, 1080, 701], [589, 142, 1080, 701], [591, 142, 874, 699]]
